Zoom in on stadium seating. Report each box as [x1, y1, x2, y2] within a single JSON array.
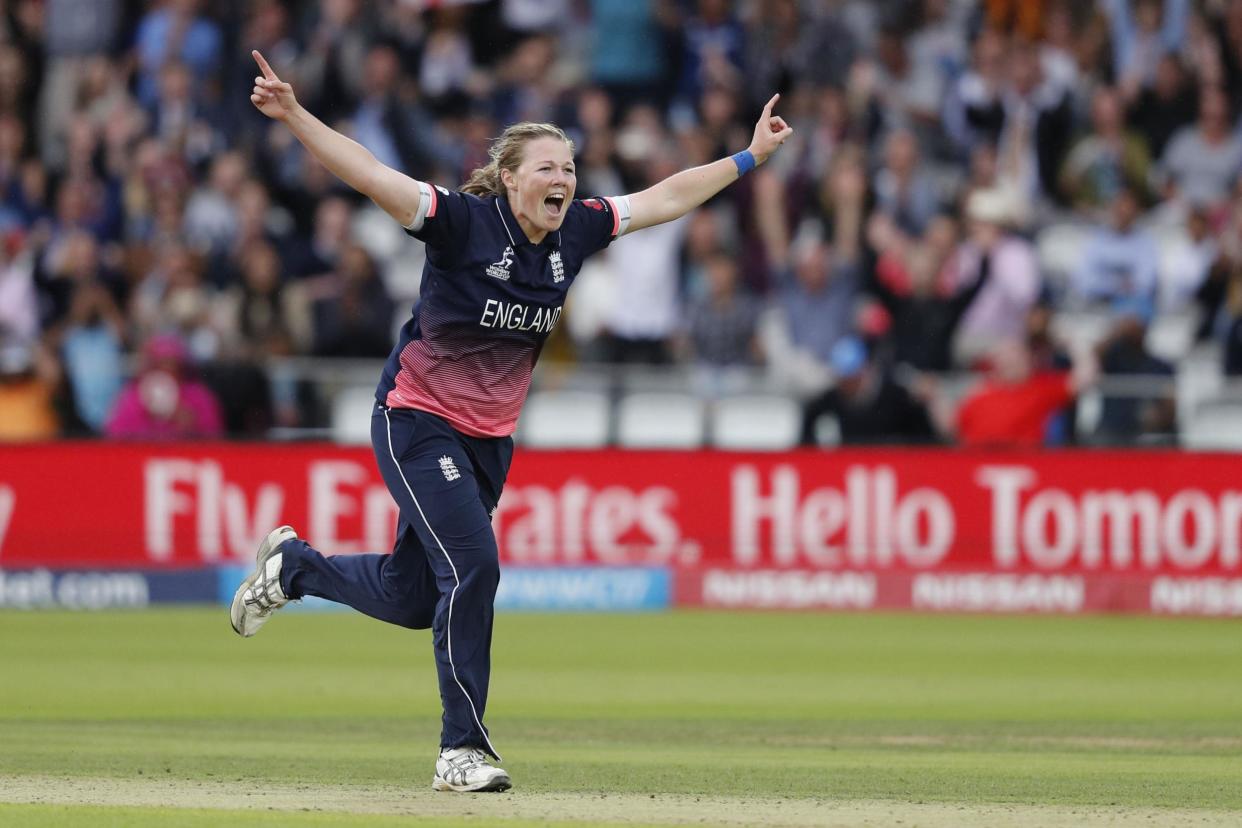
[[330, 386, 380, 446], [517, 390, 611, 448], [708, 394, 801, 450], [616, 392, 706, 449], [1182, 400, 1242, 450]]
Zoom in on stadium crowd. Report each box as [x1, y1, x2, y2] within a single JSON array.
[[0, 0, 1238, 446]]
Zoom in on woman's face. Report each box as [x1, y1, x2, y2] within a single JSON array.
[[503, 136, 576, 240]]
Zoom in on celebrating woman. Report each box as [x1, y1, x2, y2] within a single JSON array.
[[230, 49, 791, 793]]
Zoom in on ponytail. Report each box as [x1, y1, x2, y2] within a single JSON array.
[[460, 122, 575, 197], [461, 164, 503, 196]]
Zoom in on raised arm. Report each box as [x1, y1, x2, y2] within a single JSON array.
[[250, 50, 423, 227], [624, 94, 793, 235]]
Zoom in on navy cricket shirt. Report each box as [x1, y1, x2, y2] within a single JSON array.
[[376, 182, 632, 437]]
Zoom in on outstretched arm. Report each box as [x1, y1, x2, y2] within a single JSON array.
[[249, 50, 423, 227], [624, 94, 793, 235]]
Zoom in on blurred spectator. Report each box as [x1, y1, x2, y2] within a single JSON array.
[[214, 239, 312, 358], [676, 0, 745, 108], [311, 244, 394, 358], [293, 0, 372, 125], [873, 128, 941, 236], [36, 230, 117, 331], [682, 252, 760, 369], [799, 336, 937, 446], [1070, 186, 1159, 309], [602, 152, 687, 364], [489, 35, 559, 126], [183, 150, 246, 257], [0, 342, 61, 441], [1159, 206, 1216, 312], [1127, 54, 1196, 159], [993, 37, 1073, 205], [1101, 0, 1190, 97], [744, 0, 857, 109], [868, 25, 938, 136], [1059, 87, 1153, 214], [37, 0, 123, 169], [134, 0, 223, 109], [943, 28, 1009, 156], [130, 244, 217, 358], [905, 0, 969, 127], [285, 195, 351, 279], [948, 188, 1041, 363], [1094, 305, 1177, 445], [1158, 85, 1242, 208], [0, 236, 38, 348], [588, 0, 673, 108], [57, 280, 125, 433], [420, 9, 480, 114], [868, 213, 987, 372], [105, 334, 223, 439], [983, 0, 1049, 40], [351, 43, 423, 175], [761, 230, 860, 392], [148, 59, 224, 167], [953, 338, 1094, 448]]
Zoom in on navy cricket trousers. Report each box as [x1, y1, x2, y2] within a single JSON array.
[[279, 405, 513, 760]]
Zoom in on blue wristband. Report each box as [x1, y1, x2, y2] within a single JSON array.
[[731, 149, 756, 177]]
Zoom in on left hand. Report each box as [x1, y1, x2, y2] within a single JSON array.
[[748, 93, 794, 165]]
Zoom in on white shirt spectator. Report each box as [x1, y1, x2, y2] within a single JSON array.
[[1159, 229, 1216, 312], [0, 252, 38, 347], [605, 215, 688, 341]]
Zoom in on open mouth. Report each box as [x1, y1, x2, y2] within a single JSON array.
[[543, 193, 565, 217]]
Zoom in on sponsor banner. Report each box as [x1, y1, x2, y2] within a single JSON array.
[[4, 444, 1242, 582], [496, 566, 670, 611], [215, 564, 670, 613], [216, 565, 348, 613], [0, 568, 217, 609], [676, 568, 1242, 616]]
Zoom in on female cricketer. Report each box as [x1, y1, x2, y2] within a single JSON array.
[[230, 49, 791, 793]]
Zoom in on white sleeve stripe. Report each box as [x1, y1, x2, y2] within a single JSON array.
[[404, 181, 435, 231], [610, 195, 632, 237]]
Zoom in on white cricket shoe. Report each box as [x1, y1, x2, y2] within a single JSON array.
[[229, 525, 297, 638], [432, 747, 512, 792]]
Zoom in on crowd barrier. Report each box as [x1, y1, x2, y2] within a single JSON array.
[[2, 443, 1240, 616]]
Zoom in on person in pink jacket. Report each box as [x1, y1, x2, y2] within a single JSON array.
[[105, 334, 224, 439]]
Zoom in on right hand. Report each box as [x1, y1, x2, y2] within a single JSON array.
[[250, 50, 298, 121]]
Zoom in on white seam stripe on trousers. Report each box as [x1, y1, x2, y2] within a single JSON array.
[[384, 409, 501, 761]]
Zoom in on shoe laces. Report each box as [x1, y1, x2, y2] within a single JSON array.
[[446, 747, 491, 770]]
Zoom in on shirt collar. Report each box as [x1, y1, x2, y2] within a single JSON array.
[[494, 194, 561, 249]]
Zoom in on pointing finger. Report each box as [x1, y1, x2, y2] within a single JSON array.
[[762, 93, 780, 118], [253, 50, 279, 82]]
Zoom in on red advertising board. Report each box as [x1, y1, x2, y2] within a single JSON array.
[[1, 443, 1241, 613]]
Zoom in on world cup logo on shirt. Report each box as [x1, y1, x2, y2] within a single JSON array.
[[487, 246, 514, 280], [549, 250, 564, 283]]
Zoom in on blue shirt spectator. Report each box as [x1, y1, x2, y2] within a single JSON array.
[[1071, 188, 1159, 307], [589, 0, 666, 90], [134, 1, 223, 108]]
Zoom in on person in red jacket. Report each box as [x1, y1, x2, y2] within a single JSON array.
[[955, 338, 1096, 448]]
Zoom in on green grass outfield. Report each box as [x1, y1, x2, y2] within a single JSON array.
[[1, 608, 1240, 826]]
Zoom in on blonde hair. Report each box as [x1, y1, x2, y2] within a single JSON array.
[[460, 122, 575, 197]]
